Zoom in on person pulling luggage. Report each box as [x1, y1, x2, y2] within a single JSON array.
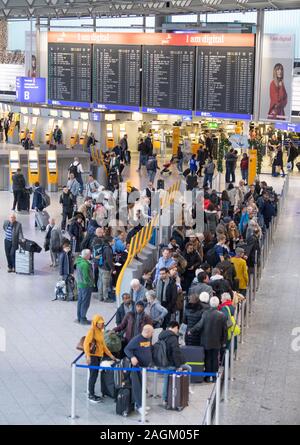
[[3, 212, 24, 273], [83, 314, 117, 403]]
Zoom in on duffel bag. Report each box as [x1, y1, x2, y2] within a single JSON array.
[[19, 238, 42, 253], [104, 331, 122, 353]]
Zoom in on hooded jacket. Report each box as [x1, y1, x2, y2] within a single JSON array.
[[158, 330, 185, 368], [83, 315, 114, 358], [74, 256, 94, 289]]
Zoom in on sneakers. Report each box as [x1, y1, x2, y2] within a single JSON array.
[[12, 268, 15, 273], [80, 319, 91, 325], [189, 388, 194, 395], [136, 407, 149, 416], [88, 394, 103, 404], [7, 268, 12, 273]]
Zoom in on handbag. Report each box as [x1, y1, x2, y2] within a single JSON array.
[[76, 335, 97, 354]]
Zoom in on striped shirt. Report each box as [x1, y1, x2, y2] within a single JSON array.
[[5, 223, 13, 241]]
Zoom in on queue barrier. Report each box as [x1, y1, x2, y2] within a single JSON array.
[[70, 356, 220, 425], [115, 180, 181, 300]]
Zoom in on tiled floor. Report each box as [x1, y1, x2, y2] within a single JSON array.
[[0, 147, 297, 425]]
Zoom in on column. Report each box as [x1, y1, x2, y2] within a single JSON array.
[[253, 10, 265, 122]]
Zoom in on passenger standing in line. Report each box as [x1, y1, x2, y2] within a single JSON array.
[[155, 267, 178, 328], [130, 279, 146, 303], [3, 213, 24, 273], [45, 217, 62, 268], [144, 290, 168, 328], [84, 314, 117, 403], [11, 168, 26, 211], [68, 214, 85, 254], [124, 324, 153, 415], [74, 249, 94, 325], [230, 247, 249, 296], [97, 236, 115, 302], [59, 186, 75, 231], [116, 293, 135, 326], [59, 239, 74, 281], [67, 172, 80, 206], [69, 157, 84, 195], [188, 296, 227, 382], [113, 301, 153, 346]]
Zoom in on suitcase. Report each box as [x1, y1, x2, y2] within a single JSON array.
[[17, 189, 30, 212], [101, 370, 116, 399], [167, 373, 189, 411], [180, 345, 205, 383], [116, 386, 134, 417], [35, 210, 50, 231], [186, 175, 198, 191], [157, 179, 164, 190], [15, 249, 34, 274]]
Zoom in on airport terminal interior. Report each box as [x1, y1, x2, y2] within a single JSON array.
[[0, 0, 300, 429]]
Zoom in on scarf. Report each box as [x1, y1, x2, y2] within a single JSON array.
[[156, 277, 169, 304]]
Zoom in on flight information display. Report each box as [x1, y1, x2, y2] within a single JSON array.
[[142, 46, 195, 115], [93, 45, 141, 111], [48, 43, 92, 107], [195, 46, 255, 119]]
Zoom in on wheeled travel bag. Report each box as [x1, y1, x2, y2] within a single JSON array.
[[157, 179, 164, 190], [167, 373, 189, 411], [180, 345, 205, 383], [35, 210, 50, 231], [17, 189, 30, 212], [15, 249, 34, 274], [115, 386, 134, 417]]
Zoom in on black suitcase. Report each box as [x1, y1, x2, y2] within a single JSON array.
[[180, 345, 205, 383], [18, 189, 30, 212], [167, 373, 189, 411], [116, 386, 134, 417], [19, 239, 42, 253], [101, 370, 116, 399], [186, 175, 198, 191], [183, 168, 190, 178], [157, 179, 164, 190]]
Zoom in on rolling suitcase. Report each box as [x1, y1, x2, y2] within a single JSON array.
[[17, 189, 30, 212], [116, 386, 134, 417], [186, 175, 198, 191], [167, 373, 189, 411], [35, 210, 50, 231], [15, 249, 34, 274], [157, 179, 164, 190], [180, 345, 205, 383]]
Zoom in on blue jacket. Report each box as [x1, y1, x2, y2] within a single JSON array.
[[189, 158, 198, 173], [32, 186, 45, 211]]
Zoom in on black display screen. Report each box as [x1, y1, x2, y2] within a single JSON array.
[[48, 43, 92, 106], [92, 45, 141, 111], [142, 46, 195, 115], [195, 46, 255, 118]]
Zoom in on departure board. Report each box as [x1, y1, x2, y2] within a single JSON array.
[[93, 45, 141, 111], [195, 47, 255, 119], [142, 46, 194, 115], [48, 43, 92, 107]]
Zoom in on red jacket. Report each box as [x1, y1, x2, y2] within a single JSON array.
[[240, 157, 249, 170], [268, 80, 288, 119]]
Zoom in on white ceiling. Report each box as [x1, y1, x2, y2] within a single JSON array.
[[1, 0, 300, 20]]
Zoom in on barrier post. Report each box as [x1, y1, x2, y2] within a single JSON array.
[[215, 372, 221, 426], [86, 369, 89, 394], [224, 350, 230, 402], [230, 336, 235, 381], [152, 369, 158, 398], [71, 363, 76, 419], [206, 400, 211, 426], [240, 300, 244, 344], [245, 287, 249, 329], [254, 251, 258, 295], [141, 368, 147, 424]]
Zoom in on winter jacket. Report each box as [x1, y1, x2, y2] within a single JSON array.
[[84, 315, 114, 358], [31, 186, 45, 211], [60, 192, 74, 213], [48, 225, 62, 253], [59, 250, 74, 277], [158, 330, 185, 368], [183, 302, 204, 346], [74, 256, 94, 289], [12, 173, 26, 192], [190, 308, 227, 350], [116, 302, 135, 326], [230, 256, 248, 290], [68, 220, 85, 252], [145, 301, 168, 327], [101, 243, 114, 271], [155, 277, 178, 313], [113, 311, 153, 344]]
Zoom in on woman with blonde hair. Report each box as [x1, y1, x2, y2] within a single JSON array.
[[268, 63, 287, 120]]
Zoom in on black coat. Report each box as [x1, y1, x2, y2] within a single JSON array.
[[183, 303, 203, 346], [12, 173, 26, 191], [59, 250, 74, 276], [156, 278, 178, 313], [245, 235, 260, 268], [171, 229, 185, 251], [60, 192, 74, 213], [190, 308, 227, 350], [68, 220, 84, 252], [158, 330, 185, 368]]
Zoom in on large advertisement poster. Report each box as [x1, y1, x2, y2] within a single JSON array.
[[260, 35, 294, 121]]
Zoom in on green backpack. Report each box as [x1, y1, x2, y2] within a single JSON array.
[[104, 331, 122, 353]]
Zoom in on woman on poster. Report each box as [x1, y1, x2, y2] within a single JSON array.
[[268, 63, 288, 120]]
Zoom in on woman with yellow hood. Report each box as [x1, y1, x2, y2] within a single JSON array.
[[84, 314, 117, 403]]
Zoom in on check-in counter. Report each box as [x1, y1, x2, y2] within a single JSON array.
[[28, 150, 40, 186], [46, 150, 58, 192]]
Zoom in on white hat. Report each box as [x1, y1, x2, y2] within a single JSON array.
[[199, 292, 210, 303]]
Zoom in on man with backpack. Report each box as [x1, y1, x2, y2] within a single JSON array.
[[124, 324, 154, 416], [156, 321, 193, 409], [97, 236, 115, 302], [146, 154, 159, 184], [69, 157, 84, 195]]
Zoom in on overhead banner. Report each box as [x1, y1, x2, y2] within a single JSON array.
[[260, 34, 294, 121]]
